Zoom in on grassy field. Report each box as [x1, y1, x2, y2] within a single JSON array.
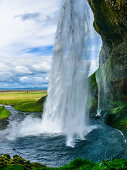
[[0, 106, 10, 119], [0, 91, 47, 113]]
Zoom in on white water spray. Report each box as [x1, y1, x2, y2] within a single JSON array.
[[41, 0, 95, 146], [2, 0, 100, 146]]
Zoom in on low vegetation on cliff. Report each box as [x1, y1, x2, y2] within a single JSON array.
[[0, 154, 127, 170], [87, 0, 127, 131]]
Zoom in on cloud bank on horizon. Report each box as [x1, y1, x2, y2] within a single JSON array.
[[0, 0, 101, 89]]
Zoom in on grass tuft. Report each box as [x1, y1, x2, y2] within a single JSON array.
[[0, 106, 10, 119]]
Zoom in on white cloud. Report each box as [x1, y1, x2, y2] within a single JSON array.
[[19, 75, 48, 87], [20, 76, 29, 82], [46, 76, 49, 81], [0, 0, 101, 89], [0, 72, 13, 81], [0, 0, 61, 53], [15, 12, 41, 22], [0, 55, 51, 76], [0, 0, 62, 88], [15, 66, 32, 75]]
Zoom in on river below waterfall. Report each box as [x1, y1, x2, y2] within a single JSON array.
[[0, 106, 127, 167]]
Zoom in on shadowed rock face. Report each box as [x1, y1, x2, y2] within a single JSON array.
[[88, 0, 127, 131], [88, 0, 127, 46]]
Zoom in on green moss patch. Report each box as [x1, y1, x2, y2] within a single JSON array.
[[87, 0, 127, 134], [104, 102, 127, 132], [119, 117, 127, 131], [1, 154, 127, 170], [88, 0, 127, 46], [62, 158, 95, 169], [0, 106, 10, 119], [88, 72, 98, 115], [0, 154, 46, 170]]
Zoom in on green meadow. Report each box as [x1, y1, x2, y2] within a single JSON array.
[[0, 91, 47, 113], [0, 106, 10, 119]]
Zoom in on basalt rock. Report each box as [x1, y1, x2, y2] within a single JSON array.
[[88, 0, 127, 131]]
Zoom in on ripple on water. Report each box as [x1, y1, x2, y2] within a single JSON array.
[[0, 118, 127, 167]]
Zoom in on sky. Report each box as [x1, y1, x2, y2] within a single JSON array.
[[0, 0, 101, 89]]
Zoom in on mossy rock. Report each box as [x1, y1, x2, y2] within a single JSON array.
[[1, 154, 127, 169], [87, 0, 127, 133], [104, 102, 127, 132], [0, 154, 46, 170], [4, 154, 11, 160], [88, 0, 127, 46], [88, 72, 98, 115]]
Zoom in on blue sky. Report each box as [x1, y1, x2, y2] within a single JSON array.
[[0, 0, 101, 89], [0, 0, 62, 89]]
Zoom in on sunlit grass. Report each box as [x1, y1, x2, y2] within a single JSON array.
[[0, 91, 47, 112], [0, 106, 10, 119]]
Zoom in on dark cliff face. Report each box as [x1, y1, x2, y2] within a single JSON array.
[[88, 0, 127, 45], [88, 0, 127, 65], [88, 0, 127, 131]]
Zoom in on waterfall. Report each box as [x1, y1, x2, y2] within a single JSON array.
[[41, 0, 95, 147], [96, 66, 111, 116], [1, 0, 101, 145]]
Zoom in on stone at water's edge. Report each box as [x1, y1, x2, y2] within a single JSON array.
[[0, 106, 10, 130], [88, 0, 127, 131], [0, 119, 9, 131]]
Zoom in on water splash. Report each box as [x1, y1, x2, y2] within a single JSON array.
[[41, 0, 95, 147], [1, 0, 100, 147]]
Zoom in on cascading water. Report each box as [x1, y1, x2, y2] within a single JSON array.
[[96, 65, 110, 116], [1, 0, 100, 147], [41, 0, 95, 147]]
